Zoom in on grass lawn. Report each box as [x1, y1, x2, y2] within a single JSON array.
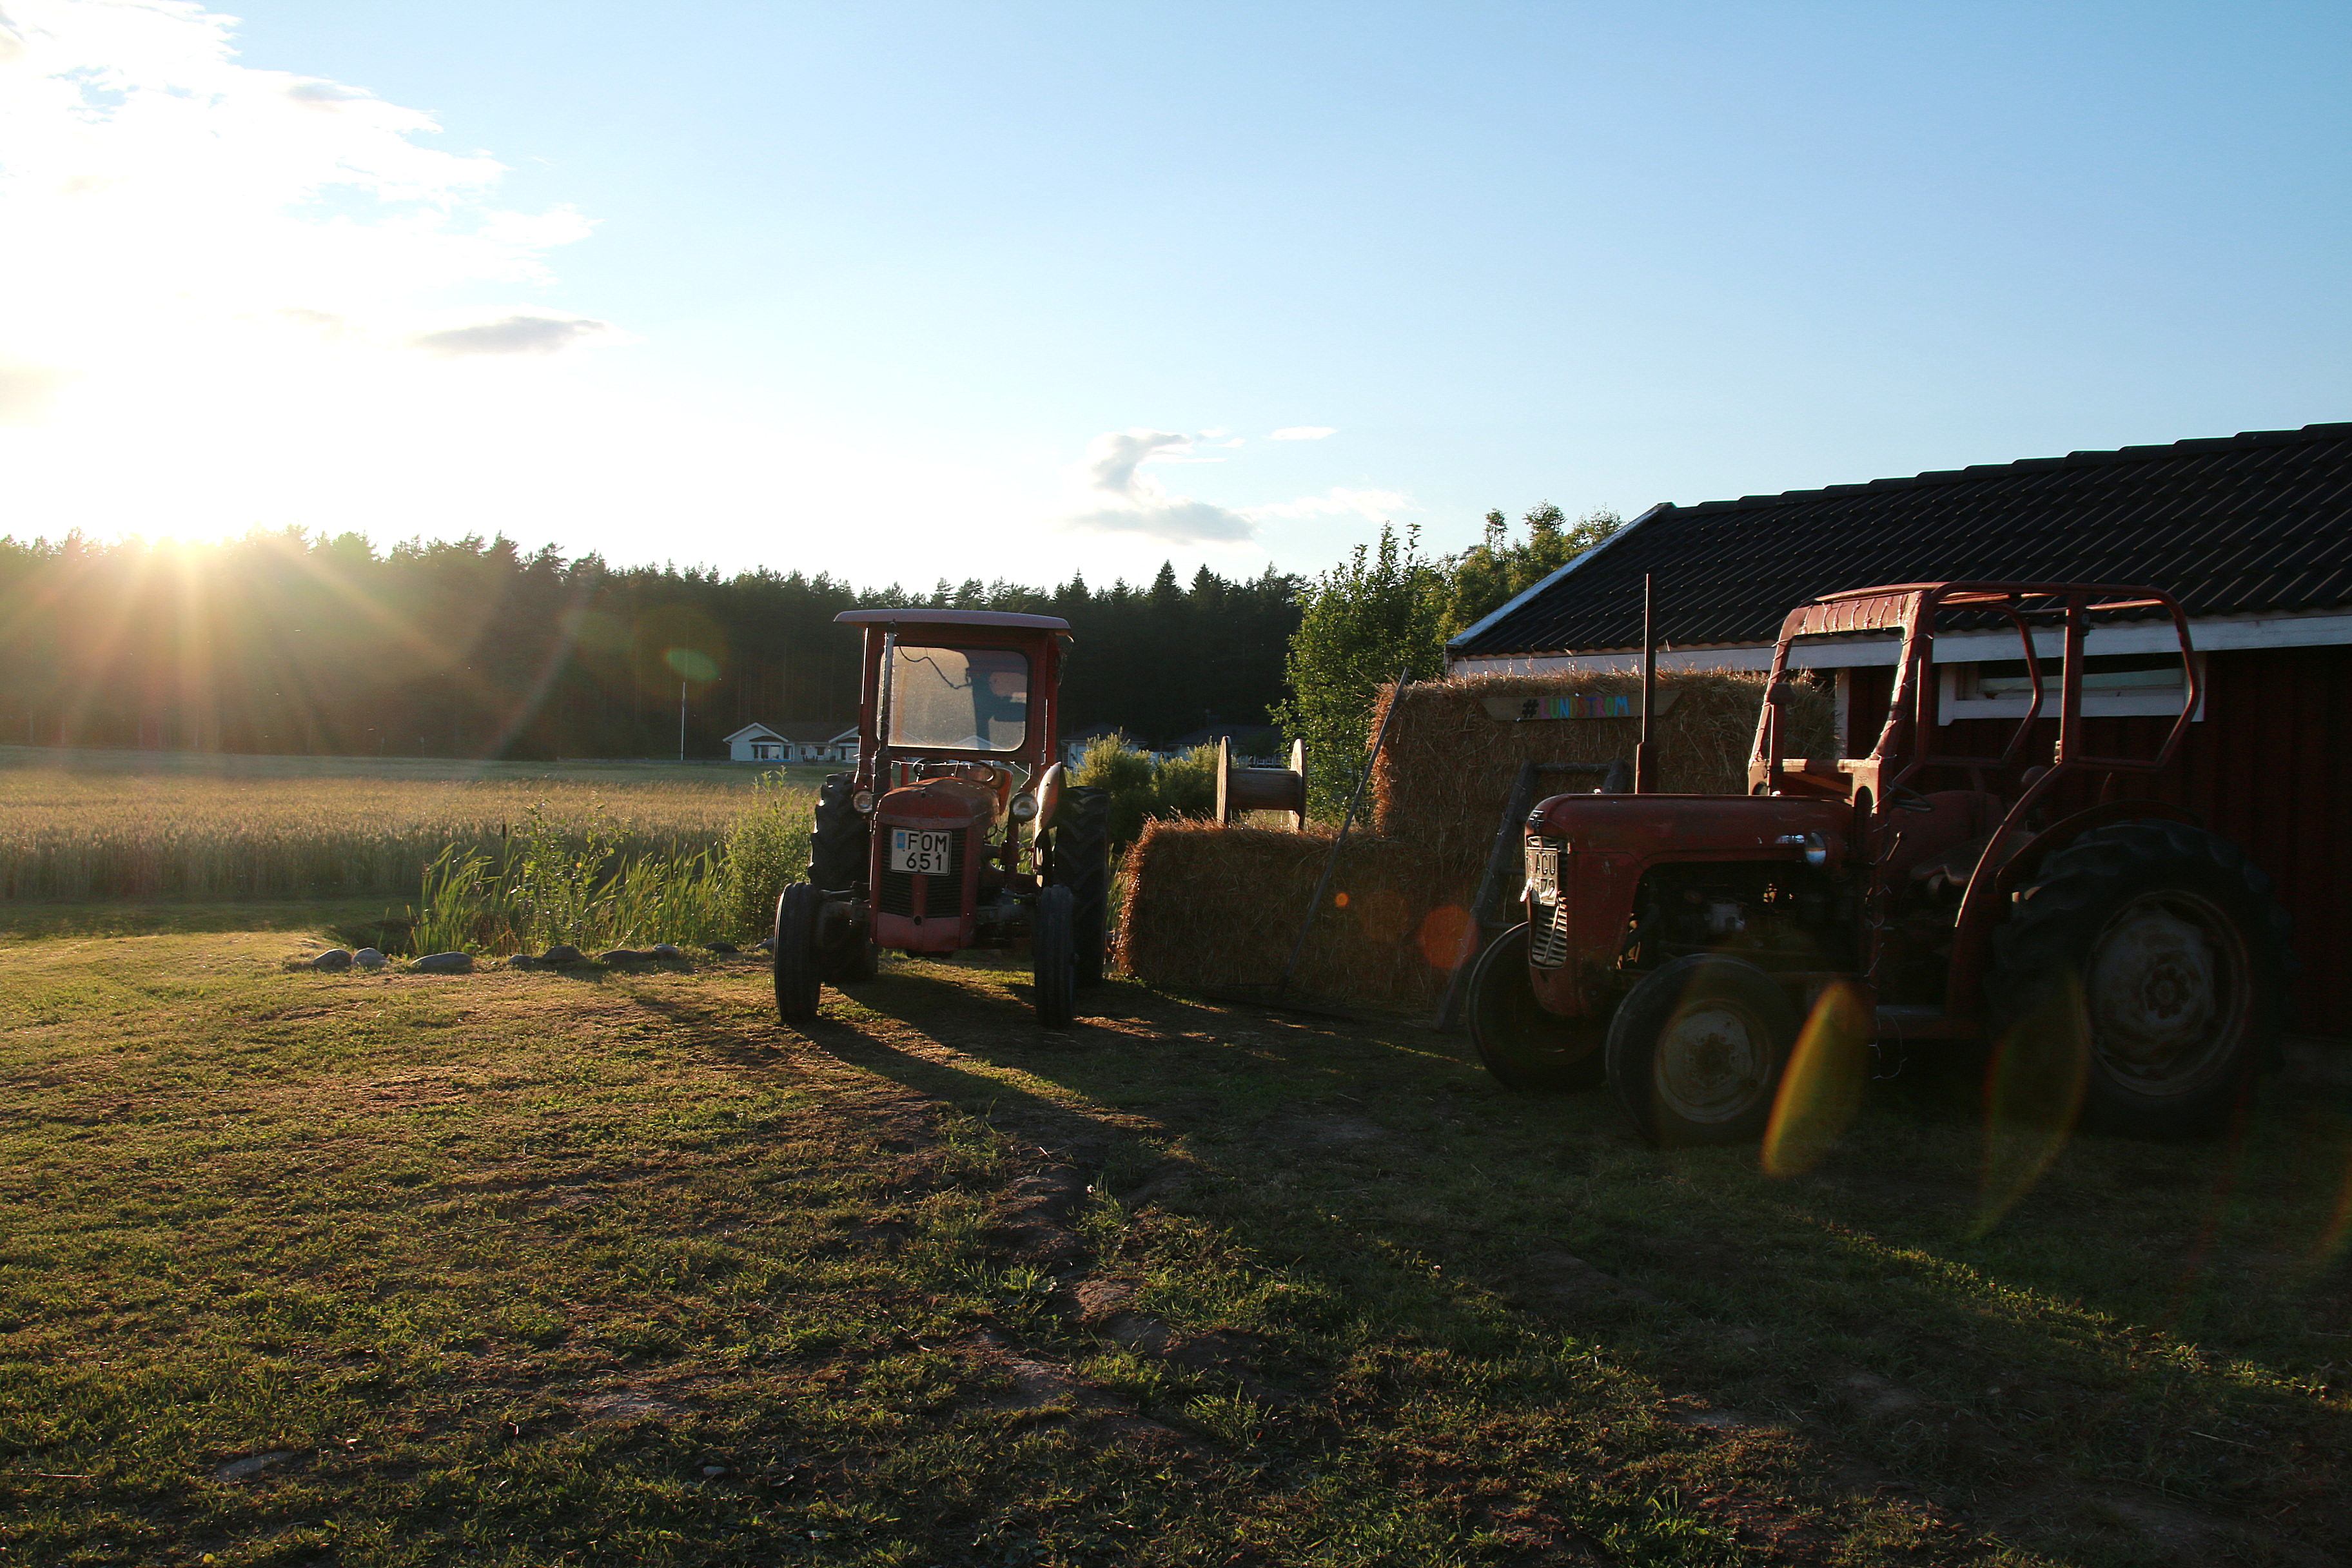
[[4, 917, 2350, 1565]]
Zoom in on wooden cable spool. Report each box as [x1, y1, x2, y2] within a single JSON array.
[[1214, 735, 1307, 830]]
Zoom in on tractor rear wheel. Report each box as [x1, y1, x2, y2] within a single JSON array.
[[1606, 955, 1798, 1148], [808, 772, 868, 894], [1466, 923, 1606, 1092], [1054, 787, 1111, 988], [1032, 884, 1077, 1028], [1988, 820, 2289, 1136], [773, 882, 823, 1025]]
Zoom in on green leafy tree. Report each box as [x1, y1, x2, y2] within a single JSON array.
[[1436, 503, 1624, 638], [1273, 523, 1447, 822]]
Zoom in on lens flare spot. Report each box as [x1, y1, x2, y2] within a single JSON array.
[[2311, 1152, 2352, 1266], [1332, 890, 1349, 908], [1418, 904, 1475, 970], [1975, 975, 2090, 1237], [1762, 981, 1871, 1177], [663, 645, 720, 683]]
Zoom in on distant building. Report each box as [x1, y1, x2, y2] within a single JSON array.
[[723, 721, 859, 765]]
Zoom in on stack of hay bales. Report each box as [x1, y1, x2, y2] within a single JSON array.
[[1112, 827, 1466, 1006], [1117, 669, 1835, 1008]]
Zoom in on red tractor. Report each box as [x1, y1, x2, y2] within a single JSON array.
[[1465, 581, 2293, 1145], [772, 609, 1109, 1028]]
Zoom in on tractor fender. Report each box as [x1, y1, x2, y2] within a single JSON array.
[[1992, 798, 2203, 896], [1944, 798, 2202, 1017]]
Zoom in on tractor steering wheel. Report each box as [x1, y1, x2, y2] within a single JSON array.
[[1886, 781, 1937, 814]]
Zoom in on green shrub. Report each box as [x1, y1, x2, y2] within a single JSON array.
[[721, 770, 815, 934], [1073, 737, 1217, 848]]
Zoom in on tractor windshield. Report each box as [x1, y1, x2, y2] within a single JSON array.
[[887, 646, 1029, 752]]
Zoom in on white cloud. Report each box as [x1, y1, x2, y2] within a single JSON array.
[[0, 0, 617, 526], [1057, 429, 1410, 545], [1061, 429, 1257, 543], [1268, 426, 1337, 440], [408, 311, 627, 358]]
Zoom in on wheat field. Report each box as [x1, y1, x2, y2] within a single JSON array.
[[0, 747, 819, 901]]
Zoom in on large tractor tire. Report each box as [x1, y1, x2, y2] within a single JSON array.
[[1605, 955, 1798, 1148], [1465, 923, 1607, 1092], [1032, 884, 1077, 1028], [808, 772, 868, 894], [772, 882, 823, 1026], [1987, 820, 2290, 1137], [1052, 787, 1112, 988]]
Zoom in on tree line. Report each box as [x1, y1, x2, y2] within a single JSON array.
[[0, 532, 1304, 760], [0, 503, 1610, 776]]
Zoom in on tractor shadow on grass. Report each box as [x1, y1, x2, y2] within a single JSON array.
[[741, 962, 2352, 1567]]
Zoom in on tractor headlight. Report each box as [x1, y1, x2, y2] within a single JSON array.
[[1010, 792, 1039, 822], [852, 789, 876, 814]]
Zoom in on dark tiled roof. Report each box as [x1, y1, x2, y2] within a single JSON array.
[[1451, 422, 2352, 657]]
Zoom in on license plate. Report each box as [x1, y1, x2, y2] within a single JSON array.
[[1524, 838, 1561, 901], [888, 828, 956, 875]]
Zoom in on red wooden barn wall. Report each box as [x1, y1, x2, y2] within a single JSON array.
[[1843, 645, 2352, 1035]]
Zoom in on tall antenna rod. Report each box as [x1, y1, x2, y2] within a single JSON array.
[[1634, 573, 1658, 793]]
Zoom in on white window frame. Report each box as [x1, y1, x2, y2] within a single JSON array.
[[1938, 652, 2206, 723]]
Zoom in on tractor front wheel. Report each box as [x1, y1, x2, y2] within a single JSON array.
[[1605, 955, 1798, 1147], [773, 883, 823, 1026], [1032, 884, 1077, 1028], [1988, 820, 2289, 1136], [819, 903, 878, 984], [1055, 787, 1112, 988], [1466, 923, 1606, 1092]]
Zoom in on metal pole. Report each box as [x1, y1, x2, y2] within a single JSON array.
[[1279, 662, 1411, 999], [1634, 573, 1658, 793], [678, 679, 687, 762]]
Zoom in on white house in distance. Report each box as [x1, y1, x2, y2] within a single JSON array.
[[723, 721, 859, 765]]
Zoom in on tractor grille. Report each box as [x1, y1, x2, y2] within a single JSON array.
[[1526, 836, 1570, 968], [877, 827, 966, 919]]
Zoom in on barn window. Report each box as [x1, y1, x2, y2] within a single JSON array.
[[1939, 652, 2204, 721]]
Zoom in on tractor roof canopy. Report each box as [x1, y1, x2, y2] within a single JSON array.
[[834, 609, 1072, 633]]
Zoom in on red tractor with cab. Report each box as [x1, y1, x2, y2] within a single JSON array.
[[772, 608, 1109, 1028], [1465, 581, 2292, 1145]]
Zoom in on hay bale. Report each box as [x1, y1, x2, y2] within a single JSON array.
[[1117, 669, 1835, 1011], [1117, 822, 1471, 1007], [1371, 669, 1836, 868]]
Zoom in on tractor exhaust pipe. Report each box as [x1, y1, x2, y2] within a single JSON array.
[[1633, 574, 1658, 793]]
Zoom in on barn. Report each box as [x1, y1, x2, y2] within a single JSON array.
[[1447, 422, 2352, 1037]]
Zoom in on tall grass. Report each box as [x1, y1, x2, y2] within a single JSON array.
[[0, 771, 793, 901], [406, 788, 813, 955]]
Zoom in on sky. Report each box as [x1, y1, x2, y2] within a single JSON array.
[[1, 1, 2345, 591]]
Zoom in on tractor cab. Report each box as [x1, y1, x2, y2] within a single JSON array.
[[771, 609, 1110, 1029]]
